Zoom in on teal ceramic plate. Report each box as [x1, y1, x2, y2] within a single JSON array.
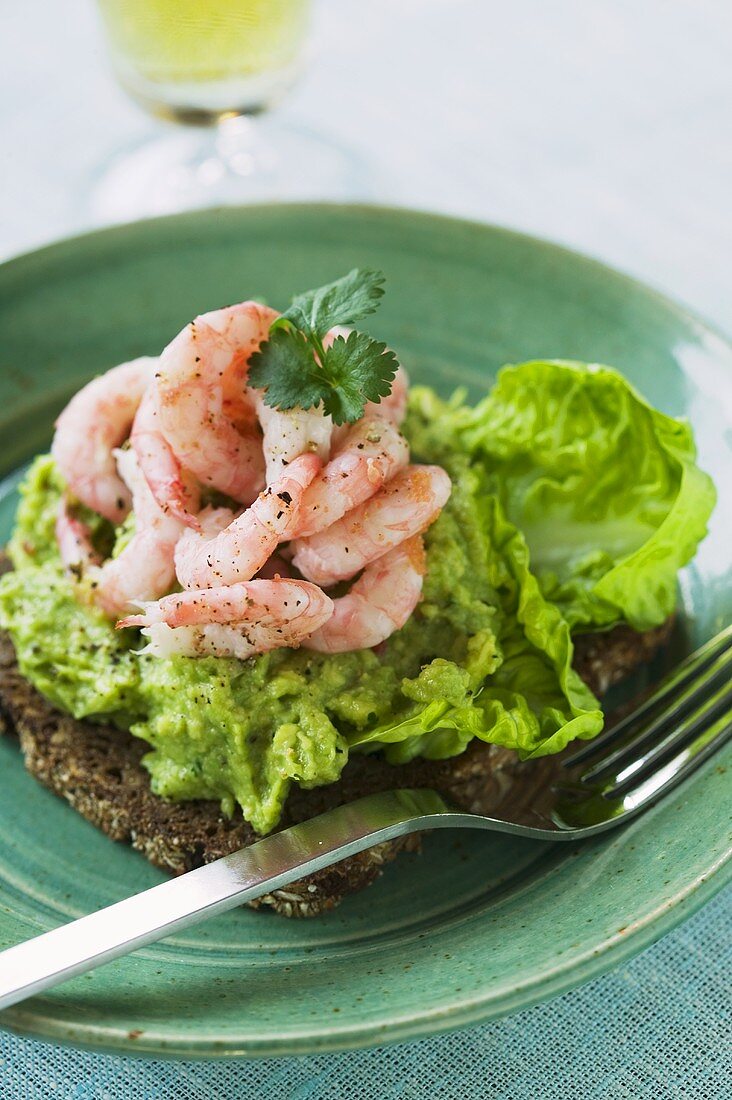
[[0, 205, 730, 1058]]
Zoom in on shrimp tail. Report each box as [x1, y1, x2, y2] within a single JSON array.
[[116, 602, 159, 630]]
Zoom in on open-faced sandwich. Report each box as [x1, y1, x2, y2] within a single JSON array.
[[0, 270, 716, 916]]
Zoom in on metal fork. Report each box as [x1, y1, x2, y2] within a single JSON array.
[[1, 626, 730, 1011]]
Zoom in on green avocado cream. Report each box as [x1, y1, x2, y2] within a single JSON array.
[[0, 385, 609, 834]]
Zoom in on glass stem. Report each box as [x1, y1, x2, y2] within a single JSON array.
[[213, 115, 274, 181]]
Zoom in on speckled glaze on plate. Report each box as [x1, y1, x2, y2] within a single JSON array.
[[0, 205, 730, 1059]]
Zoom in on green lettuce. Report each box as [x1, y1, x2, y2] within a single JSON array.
[[453, 360, 716, 631], [357, 424, 604, 763]]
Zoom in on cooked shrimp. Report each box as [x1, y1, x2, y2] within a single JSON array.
[[170, 502, 236, 584], [119, 577, 331, 629], [119, 580, 334, 660], [188, 503, 238, 538], [304, 536, 425, 653], [290, 416, 409, 539], [175, 453, 321, 590], [254, 391, 332, 485], [55, 501, 101, 572], [155, 301, 277, 504], [94, 448, 192, 617], [291, 464, 451, 587], [131, 385, 200, 528], [52, 357, 156, 523]]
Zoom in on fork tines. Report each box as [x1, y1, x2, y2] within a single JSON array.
[[563, 625, 732, 806]]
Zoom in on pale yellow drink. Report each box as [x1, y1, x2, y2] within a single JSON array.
[[97, 0, 311, 118]]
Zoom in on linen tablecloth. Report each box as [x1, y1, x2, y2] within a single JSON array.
[[1, 887, 729, 1097]]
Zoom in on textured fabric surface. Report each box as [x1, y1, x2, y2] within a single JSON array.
[[1, 884, 729, 1099]]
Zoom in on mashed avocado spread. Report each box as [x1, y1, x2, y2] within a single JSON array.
[[0, 362, 714, 833]]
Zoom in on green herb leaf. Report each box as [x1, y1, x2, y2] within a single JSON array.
[[278, 268, 386, 337], [249, 269, 400, 425], [319, 332, 398, 425], [248, 328, 328, 412]]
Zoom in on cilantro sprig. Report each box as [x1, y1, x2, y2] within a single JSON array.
[[248, 269, 399, 426]]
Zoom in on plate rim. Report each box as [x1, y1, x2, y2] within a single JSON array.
[[0, 202, 730, 1058], [2, 200, 732, 356], [2, 845, 730, 1059]]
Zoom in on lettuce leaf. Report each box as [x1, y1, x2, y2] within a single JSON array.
[[455, 360, 716, 631], [352, 433, 604, 763]]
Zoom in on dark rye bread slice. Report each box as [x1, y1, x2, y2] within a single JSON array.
[[0, 552, 674, 917]]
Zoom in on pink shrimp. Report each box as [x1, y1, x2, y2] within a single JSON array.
[[291, 464, 451, 587], [51, 356, 156, 523], [170, 501, 236, 581], [289, 416, 409, 539], [118, 580, 334, 660], [253, 391, 332, 485], [184, 503, 238, 539], [303, 536, 426, 653], [55, 502, 102, 572], [131, 385, 200, 528], [94, 449, 195, 617], [154, 301, 277, 505], [174, 453, 321, 590], [57, 449, 194, 618]]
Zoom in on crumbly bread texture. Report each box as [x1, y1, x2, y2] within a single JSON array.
[[0, 553, 673, 917]]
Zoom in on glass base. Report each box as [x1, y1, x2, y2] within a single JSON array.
[[89, 116, 369, 224]]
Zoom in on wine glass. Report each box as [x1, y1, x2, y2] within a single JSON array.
[[91, 0, 365, 221]]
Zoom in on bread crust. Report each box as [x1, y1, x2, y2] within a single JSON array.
[[0, 553, 674, 916]]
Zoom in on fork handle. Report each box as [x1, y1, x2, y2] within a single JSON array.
[[0, 790, 449, 1012]]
